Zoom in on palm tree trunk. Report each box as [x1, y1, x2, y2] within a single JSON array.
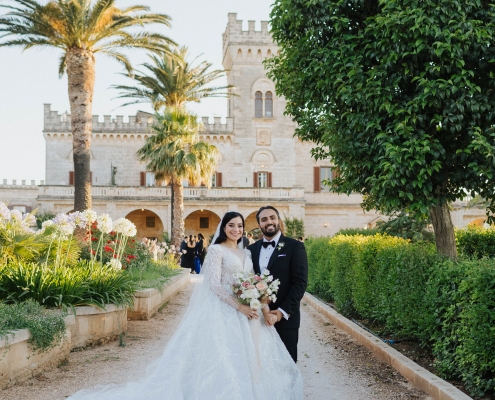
[[67, 48, 95, 211], [172, 180, 184, 247], [430, 203, 457, 259]]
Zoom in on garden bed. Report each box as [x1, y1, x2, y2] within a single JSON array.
[[128, 268, 190, 320], [0, 315, 74, 389], [67, 305, 127, 350]]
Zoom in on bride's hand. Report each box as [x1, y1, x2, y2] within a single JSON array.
[[264, 313, 277, 326], [239, 304, 259, 320]]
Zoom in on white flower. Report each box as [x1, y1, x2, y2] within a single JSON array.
[[266, 275, 273, 282], [106, 259, 122, 270], [52, 213, 76, 236], [82, 209, 98, 225], [70, 211, 88, 229], [0, 202, 11, 221], [270, 295, 277, 302], [250, 299, 261, 310], [263, 269, 270, 276], [113, 217, 136, 236], [22, 213, 36, 227], [41, 220, 54, 230], [182, 249, 187, 254], [96, 213, 113, 234], [10, 209, 23, 223], [170, 245, 176, 251], [244, 289, 260, 299]]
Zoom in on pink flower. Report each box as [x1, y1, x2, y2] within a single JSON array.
[[256, 282, 267, 291], [247, 285, 255, 290], [254, 275, 262, 281], [241, 282, 250, 288]]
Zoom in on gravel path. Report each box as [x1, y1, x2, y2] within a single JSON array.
[[1, 281, 430, 400]]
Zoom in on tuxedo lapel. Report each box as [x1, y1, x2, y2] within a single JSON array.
[[251, 240, 262, 274], [266, 234, 286, 272]]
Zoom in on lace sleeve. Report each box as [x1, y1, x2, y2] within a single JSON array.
[[203, 245, 240, 310]]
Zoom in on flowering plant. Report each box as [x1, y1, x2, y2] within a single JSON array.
[[276, 242, 285, 251], [232, 269, 280, 310]]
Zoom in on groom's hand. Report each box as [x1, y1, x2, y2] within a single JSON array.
[[269, 309, 283, 322]]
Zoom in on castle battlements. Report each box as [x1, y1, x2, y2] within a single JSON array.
[[43, 104, 154, 133], [43, 105, 233, 139], [223, 13, 272, 49]]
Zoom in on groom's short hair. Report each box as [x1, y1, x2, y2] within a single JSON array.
[[256, 206, 280, 223]]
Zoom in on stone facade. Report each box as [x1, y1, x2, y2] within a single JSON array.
[[0, 13, 487, 239]]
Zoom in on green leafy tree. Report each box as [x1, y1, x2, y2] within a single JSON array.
[[283, 215, 305, 239], [0, 0, 174, 211], [137, 107, 218, 246], [267, 0, 495, 258]]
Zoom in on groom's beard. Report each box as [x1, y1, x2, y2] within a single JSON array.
[[260, 222, 280, 238]]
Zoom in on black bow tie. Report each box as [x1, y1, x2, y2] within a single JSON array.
[[262, 241, 275, 248]]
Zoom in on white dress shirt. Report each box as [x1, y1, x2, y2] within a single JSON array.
[[259, 231, 289, 320]]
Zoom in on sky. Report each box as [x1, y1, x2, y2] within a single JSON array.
[[0, 0, 272, 183]]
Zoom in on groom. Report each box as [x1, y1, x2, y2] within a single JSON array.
[[248, 205, 308, 363]]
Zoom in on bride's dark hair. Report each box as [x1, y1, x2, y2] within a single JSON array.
[[214, 212, 245, 245]]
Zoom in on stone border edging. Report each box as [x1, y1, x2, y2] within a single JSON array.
[[0, 315, 75, 348], [128, 268, 191, 320], [303, 292, 472, 400]]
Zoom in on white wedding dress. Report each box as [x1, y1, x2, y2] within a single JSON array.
[[68, 244, 303, 400]]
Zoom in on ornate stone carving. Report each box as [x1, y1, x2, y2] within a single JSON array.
[[257, 128, 271, 146]]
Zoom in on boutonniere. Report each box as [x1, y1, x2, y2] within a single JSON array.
[[276, 242, 285, 251]]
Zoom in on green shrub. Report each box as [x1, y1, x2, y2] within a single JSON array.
[[0, 261, 136, 310], [334, 227, 379, 236], [305, 237, 334, 301], [127, 259, 179, 291], [456, 225, 495, 258], [0, 299, 67, 351], [306, 235, 495, 397]]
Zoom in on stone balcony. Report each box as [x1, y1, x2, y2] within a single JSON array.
[[38, 185, 306, 201]]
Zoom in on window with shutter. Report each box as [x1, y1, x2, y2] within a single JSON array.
[[258, 172, 268, 188], [267, 172, 272, 188], [313, 167, 320, 192], [140, 172, 146, 186], [253, 172, 259, 188], [69, 171, 74, 185]]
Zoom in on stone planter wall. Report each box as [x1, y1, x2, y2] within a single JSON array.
[[128, 269, 190, 320], [0, 315, 74, 389], [68, 304, 127, 350]]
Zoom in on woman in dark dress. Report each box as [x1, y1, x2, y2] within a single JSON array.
[[195, 233, 206, 270], [183, 235, 196, 273]]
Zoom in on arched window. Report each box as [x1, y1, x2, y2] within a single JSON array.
[[265, 91, 273, 117], [255, 91, 263, 118]]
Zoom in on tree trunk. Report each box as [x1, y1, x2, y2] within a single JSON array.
[[171, 180, 184, 247], [66, 48, 95, 212], [170, 184, 174, 241], [430, 203, 457, 259]]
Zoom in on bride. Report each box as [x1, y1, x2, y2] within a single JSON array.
[[68, 211, 303, 400]]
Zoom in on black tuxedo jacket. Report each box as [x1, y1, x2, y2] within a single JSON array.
[[248, 235, 308, 330]]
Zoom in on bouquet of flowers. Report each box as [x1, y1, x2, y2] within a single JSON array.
[[232, 270, 280, 310]]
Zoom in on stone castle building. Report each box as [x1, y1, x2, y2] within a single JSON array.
[[0, 14, 486, 239]]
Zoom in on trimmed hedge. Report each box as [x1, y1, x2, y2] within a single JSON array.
[[307, 234, 495, 397], [456, 225, 495, 258]]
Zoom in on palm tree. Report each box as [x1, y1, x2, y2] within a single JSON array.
[[112, 46, 233, 111], [0, 0, 174, 211], [137, 108, 218, 246], [114, 46, 231, 243]]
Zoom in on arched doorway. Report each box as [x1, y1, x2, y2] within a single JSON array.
[[245, 211, 259, 233], [125, 209, 164, 240], [184, 210, 221, 242]]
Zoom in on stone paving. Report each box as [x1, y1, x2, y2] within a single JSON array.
[[0, 280, 429, 400]]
